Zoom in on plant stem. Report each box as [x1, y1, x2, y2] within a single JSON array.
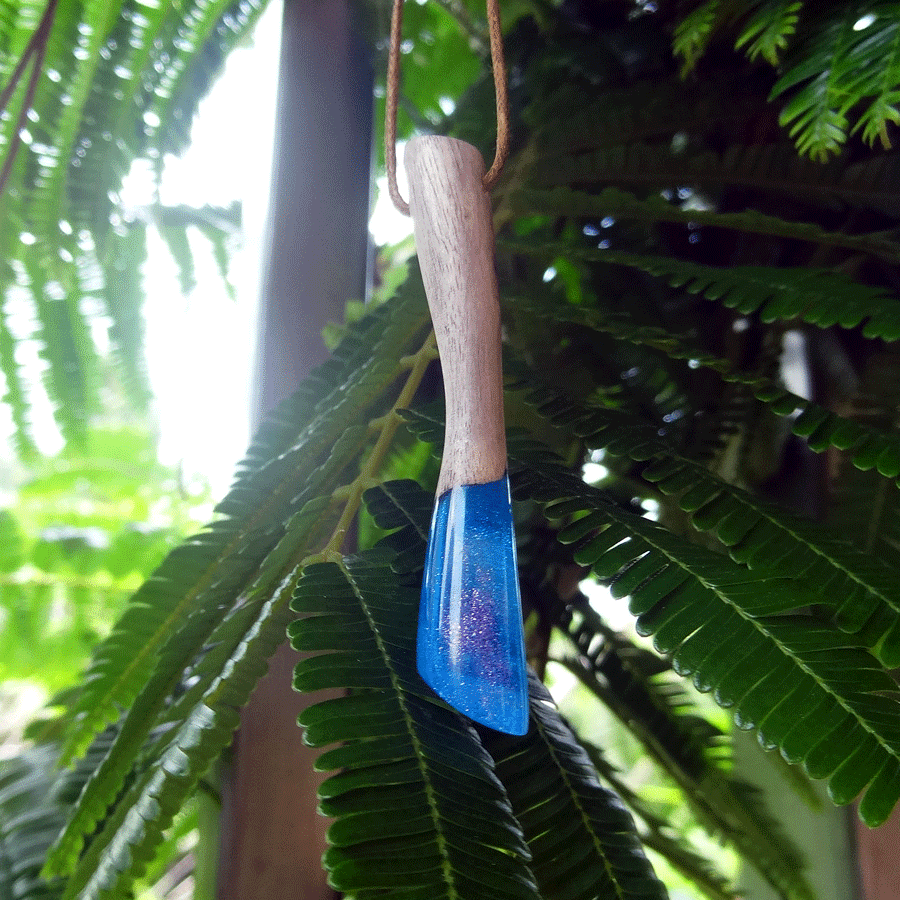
[[320, 333, 437, 559]]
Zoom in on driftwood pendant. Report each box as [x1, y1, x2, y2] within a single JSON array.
[[405, 135, 528, 736]]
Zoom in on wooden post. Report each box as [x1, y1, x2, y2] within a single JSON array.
[[856, 814, 900, 899], [216, 0, 372, 896]]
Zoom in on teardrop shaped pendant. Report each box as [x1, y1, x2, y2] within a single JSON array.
[[406, 135, 528, 735]]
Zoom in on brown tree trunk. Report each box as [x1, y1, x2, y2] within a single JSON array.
[[216, 0, 372, 895], [856, 815, 900, 900]]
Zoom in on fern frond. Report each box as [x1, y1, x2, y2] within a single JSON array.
[[577, 740, 739, 900], [365, 478, 675, 896], [641, 449, 900, 658], [831, 351, 900, 560], [501, 440, 900, 825], [520, 141, 900, 221], [734, 1, 803, 65], [157, 224, 197, 297], [667, 1, 900, 158], [99, 224, 152, 409], [405, 408, 900, 825], [508, 243, 900, 341], [527, 394, 900, 665], [525, 75, 768, 160], [772, 4, 900, 159], [484, 674, 668, 900], [195, 222, 238, 302], [673, 0, 723, 75], [506, 187, 900, 263], [47, 282, 434, 887], [150, 201, 240, 300], [363, 477, 433, 572], [58, 278, 430, 764], [0, 0, 269, 453], [0, 282, 37, 458], [510, 289, 900, 489], [856, 90, 900, 149], [554, 658, 813, 900], [45, 493, 326, 883], [291, 550, 540, 900], [0, 745, 65, 900], [22, 250, 98, 450], [56, 561, 298, 900], [516, 542, 811, 898]]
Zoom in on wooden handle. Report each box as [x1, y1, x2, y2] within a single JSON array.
[[405, 135, 506, 496]]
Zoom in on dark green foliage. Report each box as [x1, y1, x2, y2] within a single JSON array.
[[484, 674, 669, 900], [673, 1, 900, 159], [509, 445, 900, 826], [517, 387, 900, 666], [57, 277, 430, 765], [39, 284, 430, 897], [0, 746, 66, 900], [525, 248, 900, 341], [292, 552, 542, 900], [54, 567, 297, 899], [6, 1, 900, 899], [290, 480, 668, 900], [404, 396, 900, 830], [550, 592, 813, 899]]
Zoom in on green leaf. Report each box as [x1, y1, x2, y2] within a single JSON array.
[[0, 0, 270, 456], [157, 223, 197, 297], [517, 246, 900, 342], [577, 739, 739, 900], [547, 402, 900, 664], [550, 597, 812, 900], [0, 509, 24, 572], [673, 0, 722, 75], [58, 277, 430, 764], [23, 250, 98, 450], [98, 224, 153, 410], [0, 279, 37, 459], [507, 286, 900, 491], [0, 745, 67, 900], [408, 404, 813, 897], [507, 442, 900, 825], [507, 187, 900, 264], [405, 406, 900, 824], [772, 5, 900, 159], [735, 1, 803, 66], [485, 674, 668, 900], [292, 550, 540, 900], [58, 565, 298, 899], [520, 136, 900, 221]]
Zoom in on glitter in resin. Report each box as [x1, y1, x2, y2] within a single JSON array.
[[417, 473, 528, 735]]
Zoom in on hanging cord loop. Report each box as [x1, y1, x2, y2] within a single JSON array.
[[385, 0, 509, 216]]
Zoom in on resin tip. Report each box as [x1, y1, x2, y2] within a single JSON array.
[[417, 474, 529, 736], [418, 650, 529, 736]]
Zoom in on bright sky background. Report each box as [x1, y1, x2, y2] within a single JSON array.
[[0, 6, 416, 497], [142, 6, 412, 496], [137, 1, 282, 495]]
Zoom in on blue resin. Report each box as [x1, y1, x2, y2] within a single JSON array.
[[418, 473, 528, 735]]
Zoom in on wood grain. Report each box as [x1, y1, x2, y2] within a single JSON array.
[[405, 135, 507, 495]]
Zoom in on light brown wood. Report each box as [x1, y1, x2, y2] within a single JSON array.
[[405, 135, 507, 495]]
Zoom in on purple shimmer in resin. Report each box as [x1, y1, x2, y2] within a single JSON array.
[[417, 473, 528, 735]]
